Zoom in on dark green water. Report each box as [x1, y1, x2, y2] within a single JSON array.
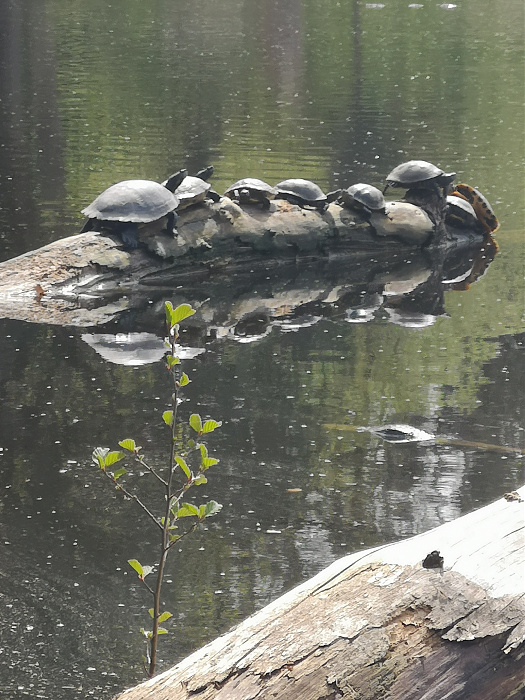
[[0, 0, 523, 697]]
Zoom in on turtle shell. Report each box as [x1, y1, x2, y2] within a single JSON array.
[[446, 194, 478, 227], [386, 160, 455, 188], [341, 183, 386, 212], [224, 178, 278, 201], [451, 183, 499, 233], [175, 175, 212, 209], [82, 180, 179, 223], [275, 178, 327, 205]]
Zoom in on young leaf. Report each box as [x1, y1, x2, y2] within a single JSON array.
[[119, 439, 138, 453], [175, 456, 191, 480], [158, 611, 173, 624], [166, 354, 180, 367], [189, 414, 203, 434], [113, 467, 128, 480], [202, 420, 222, 434], [176, 503, 200, 518], [128, 559, 144, 577], [140, 628, 152, 639], [148, 608, 154, 618], [203, 500, 223, 518], [193, 474, 207, 485], [202, 457, 219, 470], [92, 447, 109, 469], [157, 628, 169, 635], [165, 301, 196, 328], [178, 372, 190, 387], [163, 410, 174, 427], [141, 565, 154, 579], [104, 451, 126, 467], [169, 534, 181, 543]]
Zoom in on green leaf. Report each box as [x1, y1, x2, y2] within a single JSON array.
[[118, 439, 138, 453], [141, 565, 154, 579], [157, 628, 169, 635], [148, 608, 154, 618], [158, 611, 173, 624], [203, 501, 223, 518], [176, 503, 200, 518], [104, 451, 126, 467], [169, 534, 180, 543], [140, 628, 152, 639], [128, 559, 143, 577], [189, 414, 203, 434], [175, 456, 191, 479], [187, 439, 196, 449], [202, 457, 219, 470], [166, 354, 180, 367], [113, 467, 127, 480], [180, 372, 190, 387], [163, 410, 174, 427], [193, 474, 207, 485], [165, 301, 196, 327], [92, 447, 109, 469], [202, 420, 222, 434]]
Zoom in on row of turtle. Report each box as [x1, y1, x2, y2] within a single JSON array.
[[80, 159, 499, 248]]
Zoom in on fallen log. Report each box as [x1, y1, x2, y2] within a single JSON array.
[[0, 198, 492, 327], [117, 486, 525, 700]]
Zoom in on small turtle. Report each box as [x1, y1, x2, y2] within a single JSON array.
[[384, 160, 456, 195], [450, 183, 499, 233], [422, 551, 444, 570], [445, 194, 480, 228], [81, 179, 180, 248], [275, 178, 339, 213], [165, 166, 221, 210], [339, 183, 386, 214], [224, 178, 278, 209]]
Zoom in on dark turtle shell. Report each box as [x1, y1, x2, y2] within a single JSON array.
[[386, 160, 455, 189], [275, 178, 327, 205], [341, 183, 386, 213], [82, 180, 179, 223], [446, 194, 478, 227], [451, 183, 499, 233], [224, 178, 278, 203]]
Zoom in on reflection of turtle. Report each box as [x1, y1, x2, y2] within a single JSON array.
[[384, 160, 456, 195], [445, 194, 479, 228], [275, 178, 339, 213], [224, 178, 278, 209], [340, 183, 386, 214], [450, 183, 499, 233], [81, 179, 180, 248], [170, 166, 221, 210]]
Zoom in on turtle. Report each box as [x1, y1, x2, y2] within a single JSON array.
[[165, 165, 221, 210], [449, 183, 499, 233], [445, 194, 479, 228], [339, 183, 386, 215], [223, 178, 278, 209], [274, 178, 339, 213], [383, 160, 456, 195], [81, 177, 181, 248]]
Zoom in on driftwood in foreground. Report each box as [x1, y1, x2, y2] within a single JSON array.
[[117, 486, 525, 700]]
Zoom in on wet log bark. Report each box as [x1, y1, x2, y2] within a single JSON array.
[[116, 487, 525, 700]]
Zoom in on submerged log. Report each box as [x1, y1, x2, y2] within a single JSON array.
[[117, 486, 525, 700]]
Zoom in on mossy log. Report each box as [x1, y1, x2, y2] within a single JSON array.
[[117, 487, 525, 700]]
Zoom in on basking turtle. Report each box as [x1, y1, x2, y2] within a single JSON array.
[[166, 165, 221, 210], [224, 178, 278, 209], [445, 194, 479, 228], [81, 179, 180, 248], [450, 183, 499, 233], [274, 178, 339, 213], [384, 160, 456, 195], [339, 183, 386, 214]]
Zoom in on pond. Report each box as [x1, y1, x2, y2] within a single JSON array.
[[0, 0, 523, 697]]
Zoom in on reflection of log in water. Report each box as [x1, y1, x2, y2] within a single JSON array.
[[324, 423, 524, 456]]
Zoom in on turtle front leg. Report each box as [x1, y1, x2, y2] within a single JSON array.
[[119, 223, 140, 248], [164, 211, 178, 236]]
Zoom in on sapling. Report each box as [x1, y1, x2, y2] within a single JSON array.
[[92, 301, 222, 677]]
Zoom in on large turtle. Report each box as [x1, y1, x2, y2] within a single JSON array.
[[274, 178, 339, 213], [450, 183, 499, 233], [80, 173, 184, 248], [384, 160, 456, 195], [165, 166, 221, 210], [339, 183, 386, 215], [224, 178, 278, 209]]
